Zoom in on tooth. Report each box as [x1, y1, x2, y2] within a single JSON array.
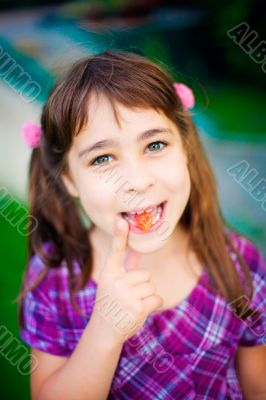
[[153, 205, 162, 224], [126, 204, 158, 215], [145, 207, 154, 213], [122, 203, 163, 227], [153, 213, 159, 224], [135, 207, 154, 214]]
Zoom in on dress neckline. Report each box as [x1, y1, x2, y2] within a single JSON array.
[[150, 268, 208, 316], [88, 268, 209, 316]]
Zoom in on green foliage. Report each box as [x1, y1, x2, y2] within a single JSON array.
[[0, 194, 30, 399]]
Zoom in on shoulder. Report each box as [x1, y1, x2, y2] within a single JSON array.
[[20, 241, 96, 356], [226, 230, 266, 279], [21, 242, 69, 324], [23, 241, 96, 319], [25, 241, 83, 289], [225, 230, 266, 344]]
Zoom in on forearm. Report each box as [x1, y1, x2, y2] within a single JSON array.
[[37, 312, 123, 400], [244, 392, 266, 400]]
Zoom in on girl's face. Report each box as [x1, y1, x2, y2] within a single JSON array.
[[62, 94, 191, 254]]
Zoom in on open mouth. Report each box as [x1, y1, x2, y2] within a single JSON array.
[[120, 201, 167, 233]]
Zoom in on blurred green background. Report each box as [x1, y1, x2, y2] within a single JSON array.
[[0, 1, 265, 398]]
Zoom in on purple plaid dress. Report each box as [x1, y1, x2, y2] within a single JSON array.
[[20, 232, 266, 399]]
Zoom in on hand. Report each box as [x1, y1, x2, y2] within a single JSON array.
[[92, 215, 163, 345]]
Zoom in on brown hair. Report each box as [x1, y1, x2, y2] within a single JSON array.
[[17, 49, 259, 328]]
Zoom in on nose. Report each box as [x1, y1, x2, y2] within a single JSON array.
[[119, 159, 156, 196]]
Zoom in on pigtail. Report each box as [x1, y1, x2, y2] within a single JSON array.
[[17, 140, 92, 328], [180, 114, 258, 320]]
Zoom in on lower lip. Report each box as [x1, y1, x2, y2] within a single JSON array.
[[121, 201, 168, 234]]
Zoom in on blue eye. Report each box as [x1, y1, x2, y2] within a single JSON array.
[[90, 141, 168, 166], [91, 155, 111, 166], [147, 141, 167, 152]]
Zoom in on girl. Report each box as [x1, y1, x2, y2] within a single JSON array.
[[18, 50, 266, 400]]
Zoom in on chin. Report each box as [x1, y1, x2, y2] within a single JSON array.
[[127, 227, 173, 253]]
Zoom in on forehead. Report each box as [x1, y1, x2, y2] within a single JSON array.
[[78, 93, 175, 140]]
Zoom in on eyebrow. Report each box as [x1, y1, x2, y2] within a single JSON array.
[[78, 128, 174, 159]]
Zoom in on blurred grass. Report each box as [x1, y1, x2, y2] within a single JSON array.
[[0, 194, 30, 399], [207, 83, 266, 138]]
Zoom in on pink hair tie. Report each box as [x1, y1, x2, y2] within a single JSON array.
[[173, 82, 195, 110], [21, 121, 42, 148]]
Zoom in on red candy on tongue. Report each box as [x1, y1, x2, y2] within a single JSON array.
[[134, 211, 153, 231]]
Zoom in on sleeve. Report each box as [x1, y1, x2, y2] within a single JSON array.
[[19, 253, 70, 357], [236, 238, 266, 347]]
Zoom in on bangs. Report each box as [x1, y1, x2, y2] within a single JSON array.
[[48, 51, 183, 144]]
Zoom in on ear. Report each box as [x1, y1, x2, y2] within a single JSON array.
[[61, 173, 79, 198]]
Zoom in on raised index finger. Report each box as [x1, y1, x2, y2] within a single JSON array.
[[124, 250, 141, 271], [106, 215, 130, 273]]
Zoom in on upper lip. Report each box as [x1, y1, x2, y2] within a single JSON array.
[[121, 201, 164, 214]]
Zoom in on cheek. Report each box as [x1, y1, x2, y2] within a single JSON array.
[[159, 151, 190, 193], [169, 164, 191, 222], [176, 165, 191, 191], [168, 168, 191, 207], [76, 169, 119, 215]]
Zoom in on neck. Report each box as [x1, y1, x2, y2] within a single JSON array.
[[138, 224, 191, 269], [88, 223, 192, 276]]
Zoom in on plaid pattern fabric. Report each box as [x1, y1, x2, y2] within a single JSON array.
[[20, 233, 266, 399]]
